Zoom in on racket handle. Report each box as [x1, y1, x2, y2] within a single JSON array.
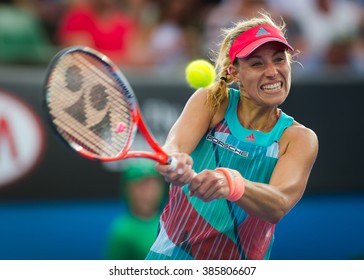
[[167, 156, 178, 171]]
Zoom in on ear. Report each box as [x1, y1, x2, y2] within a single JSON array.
[[227, 64, 239, 82]]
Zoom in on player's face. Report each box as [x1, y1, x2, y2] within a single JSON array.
[[232, 42, 292, 107]]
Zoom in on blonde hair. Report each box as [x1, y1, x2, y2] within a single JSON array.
[[207, 13, 290, 112]]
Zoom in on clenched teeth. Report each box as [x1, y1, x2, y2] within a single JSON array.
[[261, 82, 282, 91]]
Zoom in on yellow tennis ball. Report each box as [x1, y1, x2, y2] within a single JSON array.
[[185, 59, 216, 89]]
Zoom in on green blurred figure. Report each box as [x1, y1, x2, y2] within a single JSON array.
[[105, 160, 165, 260], [0, 0, 55, 65]]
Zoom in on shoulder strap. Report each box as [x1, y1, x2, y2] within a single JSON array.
[[270, 110, 294, 142]]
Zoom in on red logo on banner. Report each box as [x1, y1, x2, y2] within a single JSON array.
[[0, 118, 18, 159], [0, 91, 45, 188]]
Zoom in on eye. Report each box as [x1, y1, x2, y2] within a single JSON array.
[[275, 57, 285, 63], [251, 61, 263, 67], [274, 53, 287, 63]]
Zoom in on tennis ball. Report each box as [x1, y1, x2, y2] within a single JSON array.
[[185, 59, 216, 89]]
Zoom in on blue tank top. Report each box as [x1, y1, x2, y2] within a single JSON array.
[[146, 88, 294, 260]]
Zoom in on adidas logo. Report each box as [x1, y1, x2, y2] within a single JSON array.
[[256, 27, 270, 37], [245, 133, 256, 142]]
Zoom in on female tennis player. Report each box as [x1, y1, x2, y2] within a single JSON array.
[[146, 13, 318, 260]]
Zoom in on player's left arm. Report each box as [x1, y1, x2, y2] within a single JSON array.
[[189, 124, 318, 224], [236, 125, 318, 223]]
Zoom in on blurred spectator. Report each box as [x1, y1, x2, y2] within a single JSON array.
[[323, 36, 355, 71], [148, 0, 202, 68], [33, 0, 64, 45], [267, 0, 364, 72], [104, 160, 165, 260], [57, 0, 140, 65], [0, 0, 56, 65], [112, 0, 162, 68], [351, 12, 364, 72], [125, 0, 203, 71], [202, 0, 272, 56]]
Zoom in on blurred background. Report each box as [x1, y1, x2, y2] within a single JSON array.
[[0, 0, 363, 260]]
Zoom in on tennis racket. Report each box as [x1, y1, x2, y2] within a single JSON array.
[[43, 46, 176, 169]]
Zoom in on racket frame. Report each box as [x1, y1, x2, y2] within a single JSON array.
[[44, 46, 171, 165]]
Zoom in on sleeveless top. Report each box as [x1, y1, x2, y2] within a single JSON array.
[[146, 88, 294, 260]]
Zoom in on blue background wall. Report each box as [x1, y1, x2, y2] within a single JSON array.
[[1, 195, 363, 260]]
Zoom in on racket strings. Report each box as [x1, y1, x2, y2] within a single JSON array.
[[47, 51, 134, 158], [49, 77, 123, 156], [68, 53, 132, 153]]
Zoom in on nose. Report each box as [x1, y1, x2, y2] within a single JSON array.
[[265, 62, 278, 77]]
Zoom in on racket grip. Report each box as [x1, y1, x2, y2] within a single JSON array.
[[167, 156, 178, 171]]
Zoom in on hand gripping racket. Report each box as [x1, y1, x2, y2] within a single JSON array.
[[43, 46, 177, 169]]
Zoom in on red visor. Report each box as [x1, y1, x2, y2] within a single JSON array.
[[229, 25, 294, 62]]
